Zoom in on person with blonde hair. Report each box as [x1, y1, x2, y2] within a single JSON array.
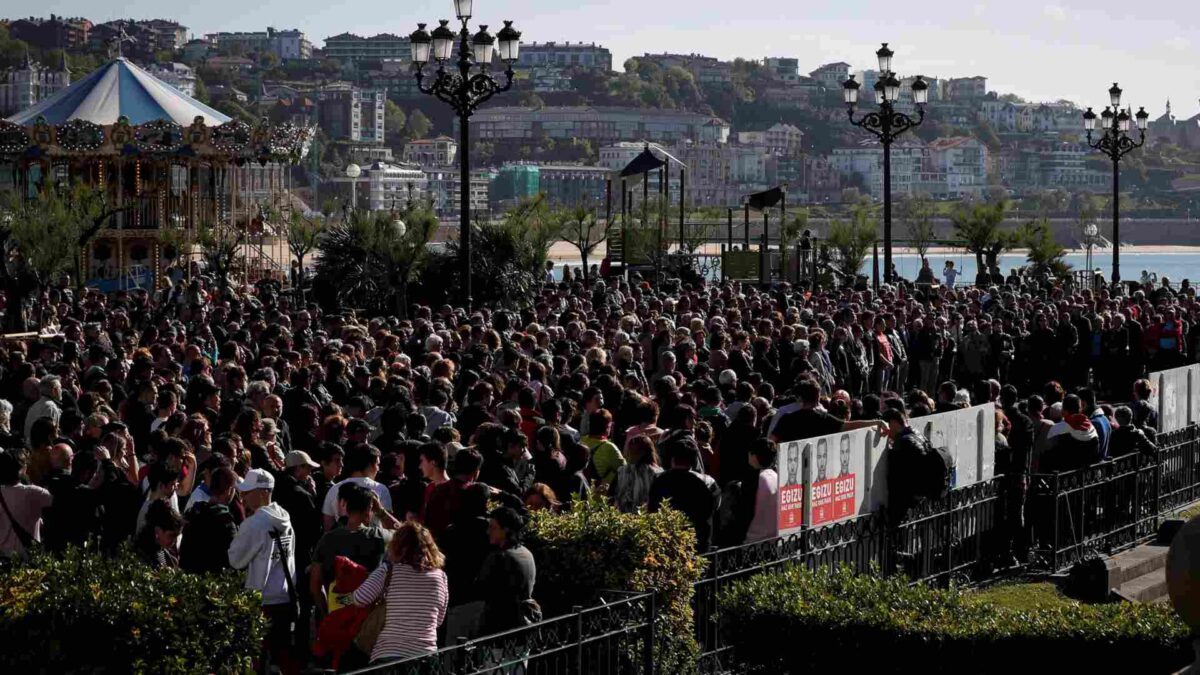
[[611, 435, 662, 513], [352, 521, 449, 664]]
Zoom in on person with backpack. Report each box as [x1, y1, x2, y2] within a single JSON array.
[[227, 468, 300, 675], [883, 408, 951, 523]]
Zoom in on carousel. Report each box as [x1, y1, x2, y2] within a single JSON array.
[[0, 56, 313, 292]]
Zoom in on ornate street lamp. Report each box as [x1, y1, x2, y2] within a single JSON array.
[[1083, 82, 1148, 286], [843, 43, 928, 285], [411, 5, 522, 309]]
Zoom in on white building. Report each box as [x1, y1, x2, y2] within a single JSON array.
[[809, 62, 851, 89], [598, 141, 671, 171], [148, 63, 197, 97], [0, 55, 70, 116], [403, 136, 458, 166], [362, 161, 428, 211], [831, 139, 928, 200], [207, 28, 313, 60], [927, 137, 988, 197], [737, 122, 803, 157]]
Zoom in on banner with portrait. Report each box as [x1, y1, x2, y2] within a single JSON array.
[[777, 440, 806, 536], [867, 403, 996, 513], [778, 403, 996, 531]]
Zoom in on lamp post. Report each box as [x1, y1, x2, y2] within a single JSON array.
[[843, 43, 928, 284], [1083, 221, 1099, 281], [1082, 83, 1149, 286], [345, 163, 361, 212], [410, 2, 522, 309]]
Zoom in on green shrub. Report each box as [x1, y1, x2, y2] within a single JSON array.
[[526, 495, 705, 673], [0, 547, 266, 674], [720, 565, 1190, 674]]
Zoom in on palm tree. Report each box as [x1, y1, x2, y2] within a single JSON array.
[[284, 210, 326, 302], [827, 203, 877, 281], [557, 200, 605, 286], [951, 200, 1014, 281]]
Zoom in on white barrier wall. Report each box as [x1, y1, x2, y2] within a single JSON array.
[[778, 403, 996, 531], [1148, 364, 1200, 433]]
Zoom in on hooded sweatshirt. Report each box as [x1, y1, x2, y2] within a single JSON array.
[[228, 501, 295, 606], [181, 500, 238, 575]]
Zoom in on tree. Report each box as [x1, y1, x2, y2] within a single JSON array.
[[284, 210, 326, 301], [195, 222, 245, 294], [2, 184, 106, 295], [897, 193, 937, 263], [1019, 218, 1070, 279], [502, 195, 559, 278], [777, 208, 809, 279], [313, 207, 437, 316], [193, 78, 210, 104], [384, 100, 407, 150], [518, 91, 545, 108], [258, 52, 279, 70], [557, 201, 605, 285], [406, 110, 432, 140], [827, 204, 877, 281], [951, 200, 1015, 280]]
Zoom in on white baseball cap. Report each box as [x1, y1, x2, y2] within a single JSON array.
[[284, 450, 320, 469], [236, 468, 275, 492]]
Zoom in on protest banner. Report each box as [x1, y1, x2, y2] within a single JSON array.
[[777, 440, 806, 536]]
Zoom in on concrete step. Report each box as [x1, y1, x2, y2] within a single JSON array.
[[1104, 543, 1170, 588], [1114, 566, 1169, 604]]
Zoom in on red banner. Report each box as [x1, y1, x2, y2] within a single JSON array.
[[810, 474, 856, 526], [778, 484, 805, 531]]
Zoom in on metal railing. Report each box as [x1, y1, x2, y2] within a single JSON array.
[[1028, 425, 1198, 571], [347, 425, 1200, 675], [693, 480, 999, 674], [347, 590, 655, 675]]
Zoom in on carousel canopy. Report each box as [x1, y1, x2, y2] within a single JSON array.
[[6, 57, 230, 127]]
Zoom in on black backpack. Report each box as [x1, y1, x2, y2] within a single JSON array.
[[911, 430, 954, 502]]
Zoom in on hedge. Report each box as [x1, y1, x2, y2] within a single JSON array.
[[0, 547, 266, 674], [526, 496, 705, 673], [719, 565, 1191, 674]]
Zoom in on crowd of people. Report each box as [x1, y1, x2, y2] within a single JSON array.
[[0, 263, 1192, 671]]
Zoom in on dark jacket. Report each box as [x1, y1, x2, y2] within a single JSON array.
[[180, 501, 238, 575], [273, 472, 321, 571], [648, 468, 720, 552], [1109, 426, 1157, 460], [42, 472, 101, 552], [885, 427, 928, 521], [478, 545, 537, 634]]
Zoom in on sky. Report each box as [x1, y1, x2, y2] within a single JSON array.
[[10, 0, 1200, 118]]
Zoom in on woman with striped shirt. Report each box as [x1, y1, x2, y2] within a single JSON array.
[[352, 521, 449, 665]]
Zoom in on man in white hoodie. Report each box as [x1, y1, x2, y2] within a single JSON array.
[[228, 469, 300, 675]]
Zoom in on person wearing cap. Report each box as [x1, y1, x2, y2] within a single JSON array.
[[274, 449, 322, 639], [228, 467, 301, 674]]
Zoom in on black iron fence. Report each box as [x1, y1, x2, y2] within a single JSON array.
[[348, 425, 1200, 675], [1028, 425, 1199, 571], [347, 590, 656, 675]]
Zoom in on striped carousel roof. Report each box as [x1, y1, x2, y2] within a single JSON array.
[[5, 57, 231, 127]]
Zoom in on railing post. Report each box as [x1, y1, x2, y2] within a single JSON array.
[[573, 605, 583, 675], [1052, 473, 1061, 572], [643, 592, 656, 675]]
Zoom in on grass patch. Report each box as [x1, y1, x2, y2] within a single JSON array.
[[1173, 500, 1200, 523], [969, 582, 1077, 611]]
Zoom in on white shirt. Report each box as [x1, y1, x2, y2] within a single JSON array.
[[745, 469, 779, 543], [321, 476, 393, 518]]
